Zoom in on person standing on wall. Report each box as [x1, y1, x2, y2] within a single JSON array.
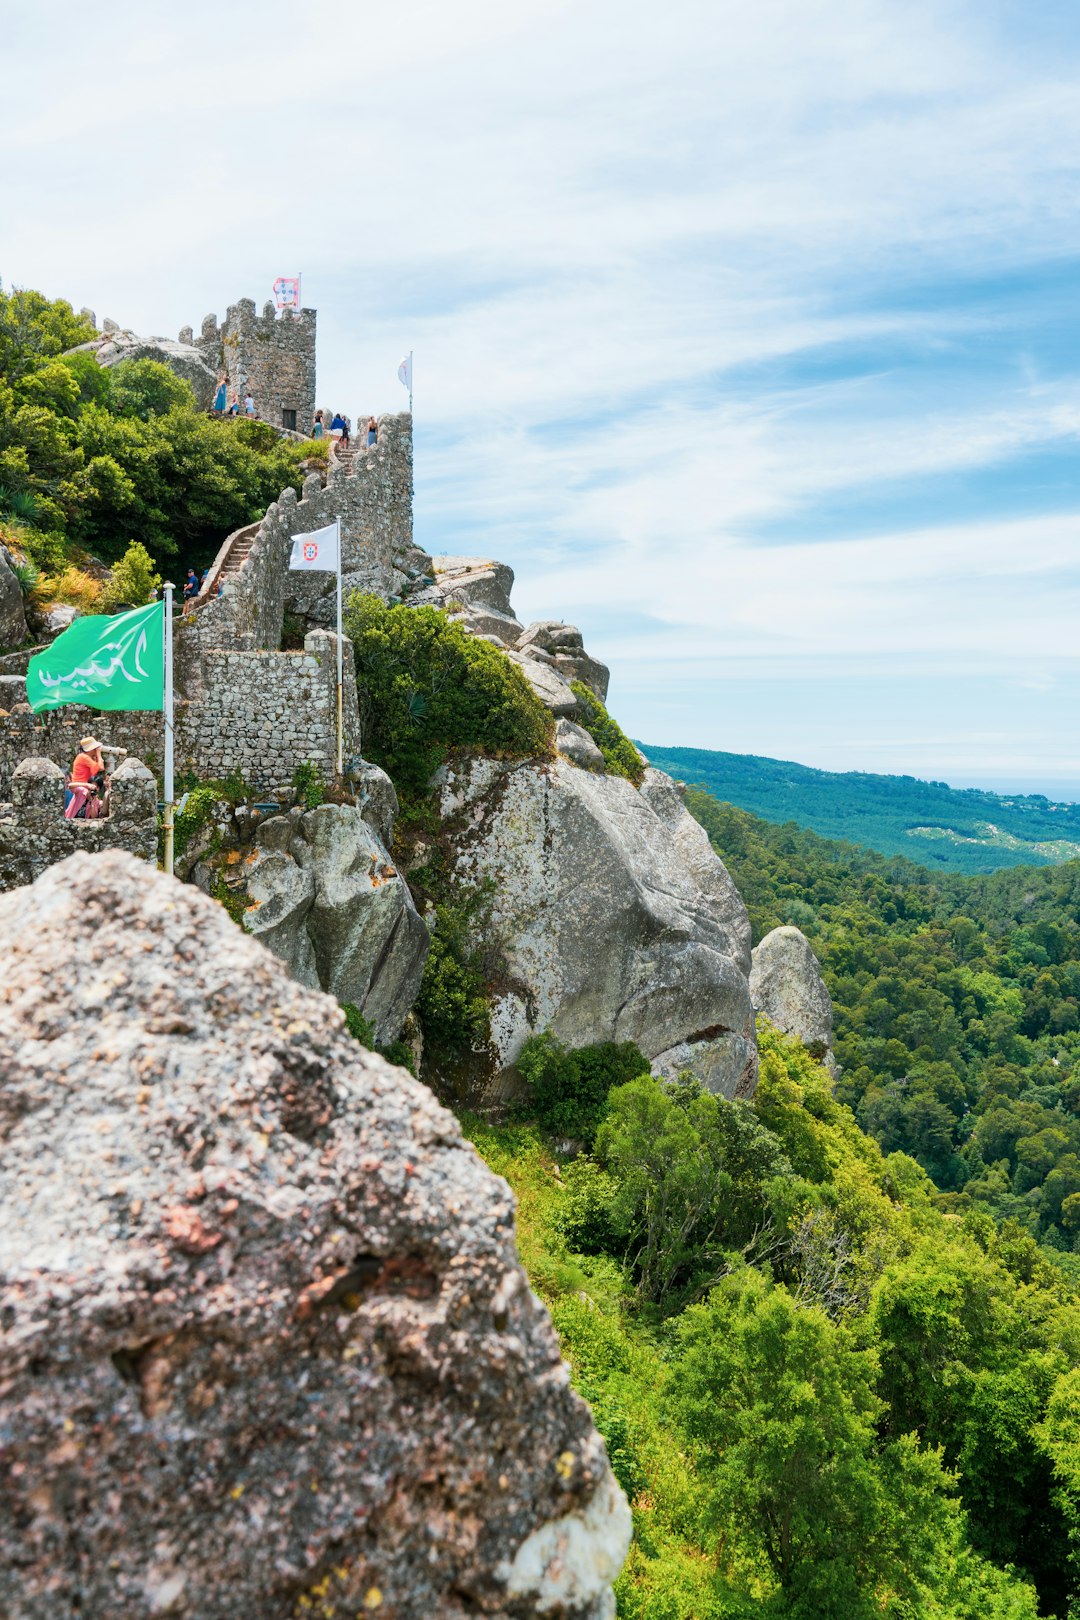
[[341, 414, 350, 450], [366, 415, 378, 447], [244, 388, 255, 417], [312, 410, 325, 439], [212, 374, 227, 415], [330, 411, 344, 442]]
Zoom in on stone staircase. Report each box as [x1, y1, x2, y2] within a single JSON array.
[[330, 437, 358, 476], [196, 519, 260, 604]]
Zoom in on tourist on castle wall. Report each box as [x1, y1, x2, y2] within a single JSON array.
[[366, 415, 378, 447], [212, 375, 227, 415], [65, 737, 107, 820], [244, 390, 255, 417], [228, 393, 240, 416], [330, 412, 345, 441], [341, 415, 350, 449], [312, 410, 325, 439]]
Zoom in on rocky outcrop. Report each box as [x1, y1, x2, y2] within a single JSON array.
[[438, 757, 757, 1104], [750, 924, 837, 1074], [518, 622, 610, 703], [556, 717, 606, 772], [417, 558, 611, 710], [0, 850, 630, 1619], [67, 326, 217, 410], [0, 543, 27, 652], [242, 801, 429, 1043]]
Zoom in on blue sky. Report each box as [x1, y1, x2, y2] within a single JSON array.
[[4, 0, 1080, 792]]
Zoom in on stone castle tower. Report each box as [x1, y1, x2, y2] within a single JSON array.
[[180, 298, 317, 433]]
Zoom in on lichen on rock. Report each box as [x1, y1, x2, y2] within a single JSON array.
[[0, 850, 629, 1619]]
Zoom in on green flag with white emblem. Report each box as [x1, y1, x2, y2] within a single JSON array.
[[26, 599, 164, 714]]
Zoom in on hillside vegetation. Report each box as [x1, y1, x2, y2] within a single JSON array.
[[472, 1026, 1080, 1618], [641, 744, 1080, 874], [0, 284, 320, 628], [689, 790, 1080, 1263]]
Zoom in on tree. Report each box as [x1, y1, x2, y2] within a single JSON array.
[[100, 541, 161, 611], [672, 1269, 1024, 1618]]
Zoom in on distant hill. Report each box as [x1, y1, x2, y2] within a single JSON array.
[[638, 744, 1080, 874]]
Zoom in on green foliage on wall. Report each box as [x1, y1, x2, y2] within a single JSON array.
[[571, 681, 645, 785], [291, 759, 325, 810], [344, 594, 554, 803]]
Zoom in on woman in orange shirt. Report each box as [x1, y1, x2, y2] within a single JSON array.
[[65, 736, 107, 820]]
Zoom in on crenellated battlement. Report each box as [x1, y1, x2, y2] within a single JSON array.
[[181, 297, 317, 433]]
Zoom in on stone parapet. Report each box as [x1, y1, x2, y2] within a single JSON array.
[[0, 755, 158, 891]]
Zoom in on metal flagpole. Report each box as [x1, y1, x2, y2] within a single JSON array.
[[162, 582, 175, 876], [335, 515, 343, 777]]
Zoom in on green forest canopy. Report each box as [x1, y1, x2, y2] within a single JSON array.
[[641, 743, 1080, 874], [690, 787, 1080, 1262]]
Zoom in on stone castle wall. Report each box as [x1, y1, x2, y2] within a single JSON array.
[[186, 299, 316, 432], [176, 630, 360, 790], [0, 755, 158, 891], [0, 706, 165, 788], [0, 629, 359, 794], [284, 414, 414, 626]]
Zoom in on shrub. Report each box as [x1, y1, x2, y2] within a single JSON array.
[[343, 594, 554, 801], [174, 784, 227, 859], [415, 891, 491, 1061], [517, 1032, 651, 1144], [8, 558, 38, 598], [342, 1003, 377, 1046], [292, 759, 325, 810], [0, 484, 42, 524], [570, 682, 645, 784], [100, 541, 161, 611], [111, 358, 195, 420], [341, 1002, 418, 1077], [38, 564, 102, 612]]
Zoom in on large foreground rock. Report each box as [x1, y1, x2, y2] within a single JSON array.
[[750, 924, 837, 1075], [242, 801, 429, 1044], [0, 542, 28, 651], [439, 758, 757, 1104], [0, 851, 630, 1619]]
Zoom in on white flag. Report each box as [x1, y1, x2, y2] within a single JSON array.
[[289, 522, 339, 572], [397, 351, 413, 394]]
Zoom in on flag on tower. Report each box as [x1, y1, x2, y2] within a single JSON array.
[[273, 275, 301, 311], [289, 522, 340, 572], [397, 351, 413, 394]]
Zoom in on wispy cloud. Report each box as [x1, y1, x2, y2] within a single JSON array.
[[2, 0, 1080, 781]]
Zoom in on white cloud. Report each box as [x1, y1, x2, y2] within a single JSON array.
[[3, 0, 1080, 779]]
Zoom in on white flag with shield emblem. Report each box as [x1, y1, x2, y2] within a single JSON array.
[[289, 522, 340, 571]]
